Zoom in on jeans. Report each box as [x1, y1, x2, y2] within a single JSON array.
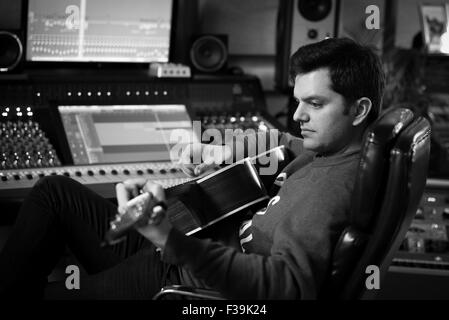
[[0, 175, 180, 299]]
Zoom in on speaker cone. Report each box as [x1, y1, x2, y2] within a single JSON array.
[[298, 0, 332, 22], [0, 31, 23, 72], [190, 35, 227, 73]]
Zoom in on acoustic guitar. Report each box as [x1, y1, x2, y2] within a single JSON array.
[[105, 146, 290, 245]]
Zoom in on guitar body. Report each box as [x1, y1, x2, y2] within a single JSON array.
[[105, 146, 291, 244], [166, 146, 291, 235]]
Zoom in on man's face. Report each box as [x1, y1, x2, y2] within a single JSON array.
[[293, 68, 356, 155]]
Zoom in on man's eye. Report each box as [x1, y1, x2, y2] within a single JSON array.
[[311, 102, 322, 108]]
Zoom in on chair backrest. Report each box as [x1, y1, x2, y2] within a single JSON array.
[[349, 115, 431, 299], [318, 107, 431, 299]]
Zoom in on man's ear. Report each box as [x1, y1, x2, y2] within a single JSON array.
[[352, 97, 372, 126]]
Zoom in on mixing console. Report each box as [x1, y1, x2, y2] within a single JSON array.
[[1, 120, 61, 170], [200, 111, 276, 136], [0, 76, 276, 207], [392, 179, 449, 272], [0, 161, 192, 201]]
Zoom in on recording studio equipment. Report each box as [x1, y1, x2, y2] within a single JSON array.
[[0, 0, 23, 73], [0, 32, 23, 73], [149, 63, 191, 78], [26, 0, 173, 63], [200, 112, 276, 138], [189, 75, 281, 139], [0, 161, 191, 202], [190, 35, 228, 74], [275, 0, 339, 91], [0, 75, 281, 207], [391, 179, 449, 271], [376, 178, 449, 299], [0, 119, 61, 170], [169, 0, 198, 65], [53, 104, 197, 165]]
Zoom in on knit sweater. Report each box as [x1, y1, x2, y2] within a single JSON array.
[[162, 132, 361, 299]]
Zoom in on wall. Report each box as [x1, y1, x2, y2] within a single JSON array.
[[198, 0, 278, 56], [195, 0, 440, 118], [197, 0, 388, 91], [197, 0, 278, 93], [339, 0, 385, 52], [395, 0, 449, 49]]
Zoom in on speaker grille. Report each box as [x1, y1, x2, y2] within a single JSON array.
[[0, 31, 22, 72]]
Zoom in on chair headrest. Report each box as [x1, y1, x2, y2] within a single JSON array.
[[350, 107, 414, 232]]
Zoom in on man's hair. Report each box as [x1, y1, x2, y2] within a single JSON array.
[[289, 37, 385, 126]]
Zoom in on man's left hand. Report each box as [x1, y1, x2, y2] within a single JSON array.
[[116, 178, 173, 250]]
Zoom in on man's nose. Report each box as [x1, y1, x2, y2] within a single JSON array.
[[293, 103, 309, 123]]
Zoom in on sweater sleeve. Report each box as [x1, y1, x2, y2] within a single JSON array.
[[161, 177, 351, 300], [161, 228, 300, 299]]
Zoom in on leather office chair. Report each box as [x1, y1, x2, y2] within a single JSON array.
[[326, 113, 431, 299], [153, 107, 431, 300], [319, 108, 431, 299]]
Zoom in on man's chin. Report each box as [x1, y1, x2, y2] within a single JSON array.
[[302, 140, 320, 152]]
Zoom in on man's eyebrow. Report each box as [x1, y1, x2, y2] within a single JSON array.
[[294, 95, 328, 101]]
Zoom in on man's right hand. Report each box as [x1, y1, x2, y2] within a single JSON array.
[[178, 143, 232, 177]]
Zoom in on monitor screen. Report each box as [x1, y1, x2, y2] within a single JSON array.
[[26, 0, 173, 63], [58, 104, 197, 165]]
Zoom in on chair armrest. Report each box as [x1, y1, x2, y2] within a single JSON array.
[[152, 285, 225, 300]]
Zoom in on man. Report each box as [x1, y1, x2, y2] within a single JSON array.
[[0, 38, 385, 299]]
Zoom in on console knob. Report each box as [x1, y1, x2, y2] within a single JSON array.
[[415, 207, 425, 219]]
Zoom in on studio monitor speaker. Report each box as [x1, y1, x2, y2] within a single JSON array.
[[0, 0, 24, 73], [190, 34, 228, 74], [170, 0, 199, 65], [275, 0, 339, 91], [0, 31, 23, 73]]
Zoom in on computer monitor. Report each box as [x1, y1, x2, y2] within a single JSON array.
[[57, 104, 198, 165], [26, 0, 173, 63]]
